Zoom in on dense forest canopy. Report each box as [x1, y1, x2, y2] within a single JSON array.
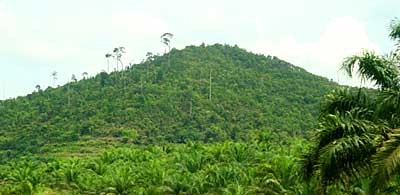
[[0, 44, 337, 157]]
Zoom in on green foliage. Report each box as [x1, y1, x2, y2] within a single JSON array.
[[0, 44, 336, 157], [0, 138, 309, 195], [303, 19, 400, 194]]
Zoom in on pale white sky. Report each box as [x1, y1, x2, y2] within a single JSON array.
[[0, 0, 399, 99]]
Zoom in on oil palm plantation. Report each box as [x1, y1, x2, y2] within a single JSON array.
[[302, 19, 400, 194]]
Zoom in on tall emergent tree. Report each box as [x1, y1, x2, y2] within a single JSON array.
[[67, 74, 77, 107], [105, 53, 112, 73], [113, 47, 126, 90], [82, 72, 88, 80], [71, 74, 77, 82], [209, 63, 212, 101], [51, 71, 58, 87], [35, 84, 41, 92], [161, 33, 173, 67], [302, 19, 400, 194], [113, 47, 125, 71], [145, 52, 154, 79]]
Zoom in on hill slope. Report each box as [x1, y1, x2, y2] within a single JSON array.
[[0, 44, 338, 154]]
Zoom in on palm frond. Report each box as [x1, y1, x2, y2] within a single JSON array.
[[370, 129, 400, 194], [300, 147, 319, 181], [318, 134, 375, 184], [316, 110, 376, 149], [377, 90, 400, 125], [320, 88, 373, 117], [341, 51, 399, 89], [389, 19, 400, 41], [302, 109, 385, 191], [305, 18, 400, 193]]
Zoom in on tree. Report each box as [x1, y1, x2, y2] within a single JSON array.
[[112, 47, 126, 90], [209, 63, 212, 101], [302, 19, 400, 194], [51, 71, 58, 87], [67, 74, 77, 107], [161, 33, 173, 53], [82, 72, 88, 80], [161, 33, 173, 67], [71, 74, 77, 82], [145, 52, 154, 79], [105, 53, 113, 73], [113, 47, 125, 71], [35, 85, 41, 92]]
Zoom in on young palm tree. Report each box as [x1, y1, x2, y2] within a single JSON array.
[[103, 166, 135, 194]]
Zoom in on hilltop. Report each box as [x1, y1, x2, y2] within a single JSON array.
[[0, 44, 337, 156]]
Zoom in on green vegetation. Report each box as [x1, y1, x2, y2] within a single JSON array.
[[0, 135, 308, 195], [0, 44, 336, 158], [303, 19, 400, 194], [4, 19, 400, 194]]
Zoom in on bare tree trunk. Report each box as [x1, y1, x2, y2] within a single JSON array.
[[115, 59, 119, 85], [107, 58, 110, 73], [189, 100, 192, 117], [209, 66, 212, 101], [116, 59, 119, 72], [168, 45, 171, 68], [146, 62, 149, 81], [141, 78, 144, 94], [67, 80, 71, 107], [119, 59, 125, 92]]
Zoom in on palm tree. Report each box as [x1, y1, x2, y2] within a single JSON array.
[[9, 161, 44, 195], [302, 19, 400, 194], [58, 159, 82, 191], [302, 105, 382, 193]]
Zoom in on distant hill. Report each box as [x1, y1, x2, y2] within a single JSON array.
[[0, 44, 338, 155]]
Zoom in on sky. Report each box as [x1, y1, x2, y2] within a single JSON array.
[[0, 0, 399, 100]]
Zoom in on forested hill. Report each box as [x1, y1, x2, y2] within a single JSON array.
[[0, 44, 337, 153]]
